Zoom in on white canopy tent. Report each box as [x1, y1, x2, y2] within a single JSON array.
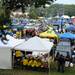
[[71, 16, 75, 18], [14, 36, 54, 52], [0, 35, 25, 48], [61, 15, 70, 19], [0, 35, 25, 69], [14, 36, 53, 75]]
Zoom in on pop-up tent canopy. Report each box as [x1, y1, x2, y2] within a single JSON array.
[[0, 35, 25, 48], [0, 35, 24, 69], [61, 15, 70, 19], [14, 36, 53, 75], [39, 28, 58, 39], [71, 16, 75, 18], [65, 25, 75, 31], [14, 36, 54, 52], [59, 32, 75, 39]]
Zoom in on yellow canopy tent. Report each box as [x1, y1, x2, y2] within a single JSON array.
[[39, 28, 58, 39]]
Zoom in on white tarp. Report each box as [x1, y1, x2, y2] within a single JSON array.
[[0, 35, 25, 48], [0, 47, 12, 69], [14, 36, 54, 52], [0, 35, 25, 69]]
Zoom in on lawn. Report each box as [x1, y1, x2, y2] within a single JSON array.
[[0, 67, 75, 75]]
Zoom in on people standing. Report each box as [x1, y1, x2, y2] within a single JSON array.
[[55, 52, 60, 61], [57, 54, 65, 73], [65, 52, 70, 67]]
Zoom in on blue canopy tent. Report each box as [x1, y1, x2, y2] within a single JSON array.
[[65, 25, 75, 31], [10, 25, 24, 30], [59, 32, 75, 39]]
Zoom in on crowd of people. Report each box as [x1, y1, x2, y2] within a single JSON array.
[[0, 18, 75, 73], [55, 52, 73, 73]]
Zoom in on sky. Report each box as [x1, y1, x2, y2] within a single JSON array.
[[54, 0, 75, 4]]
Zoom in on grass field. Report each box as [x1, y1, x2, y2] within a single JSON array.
[[0, 67, 75, 75]]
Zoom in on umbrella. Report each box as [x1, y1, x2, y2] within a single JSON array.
[[10, 25, 24, 30], [59, 32, 75, 39], [71, 16, 75, 18], [66, 25, 75, 31], [61, 15, 70, 19]]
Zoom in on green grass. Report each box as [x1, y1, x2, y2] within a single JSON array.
[[0, 69, 48, 75], [0, 67, 75, 75], [50, 66, 75, 75]]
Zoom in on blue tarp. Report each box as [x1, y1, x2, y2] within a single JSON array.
[[59, 32, 75, 39], [10, 25, 24, 30]]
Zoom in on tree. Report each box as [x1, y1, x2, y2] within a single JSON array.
[[1, 0, 56, 17], [0, 0, 57, 26], [43, 4, 75, 17], [47, 4, 64, 17], [29, 6, 38, 19], [64, 5, 75, 17], [2, 0, 56, 10], [0, 0, 56, 41]]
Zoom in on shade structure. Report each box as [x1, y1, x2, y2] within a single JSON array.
[[39, 29, 58, 39], [71, 16, 75, 18], [59, 32, 75, 39], [54, 15, 60, 19], [10, 25, 24, 30], [65, 25, 75, 31], [61, 15, 70, 19], [14, 36, 54, 52], [0, 35, 24, 69], [0, 35, 25, 48]]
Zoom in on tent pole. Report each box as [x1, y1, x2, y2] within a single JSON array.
[[48, 52, 50, 75], [25, 51, 26, 58], [12, 49, 15, 68]]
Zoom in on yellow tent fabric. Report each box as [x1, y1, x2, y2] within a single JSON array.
[[39, 29, 58, 39]]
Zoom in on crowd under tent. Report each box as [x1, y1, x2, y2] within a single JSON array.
[[0, 35, 24, 69]]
